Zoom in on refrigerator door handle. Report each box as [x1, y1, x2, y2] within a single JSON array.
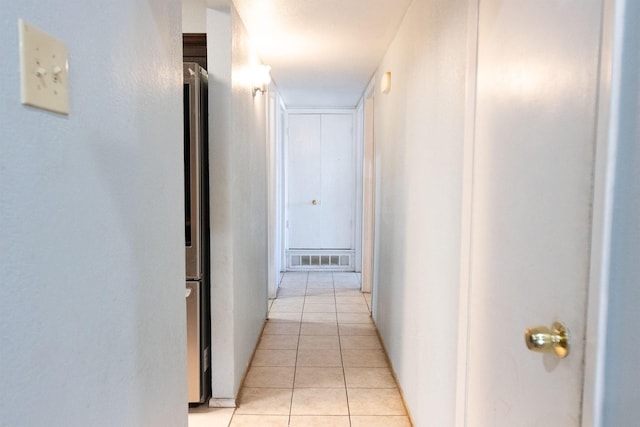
[[186, 288, 192, 298]]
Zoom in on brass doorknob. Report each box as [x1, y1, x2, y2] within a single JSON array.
[[524, 321, 569, 358], [312, 199, 318, 205]]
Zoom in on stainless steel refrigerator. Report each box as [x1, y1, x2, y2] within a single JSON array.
[[184, 62, 211, 405]]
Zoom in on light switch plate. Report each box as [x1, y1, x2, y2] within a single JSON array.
[[18, 19, 69, 115]]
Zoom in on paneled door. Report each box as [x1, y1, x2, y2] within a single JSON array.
[[286, 112, 355, 269], [461, 0, 604, 425]]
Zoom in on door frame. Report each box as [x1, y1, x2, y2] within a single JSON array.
[[361, 80, 376, 294], [454, 0, 620, 425], [580, 0, 625, 424], [267, 91, 277, 299], [267, 90, 287, 298], [283, 108, 361, 271]]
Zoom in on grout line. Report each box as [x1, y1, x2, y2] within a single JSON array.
[[287, 271, 307, 427], [333, 272, 353, 427]]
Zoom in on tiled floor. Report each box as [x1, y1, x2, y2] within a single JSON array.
[[228, 271, 412, 427]]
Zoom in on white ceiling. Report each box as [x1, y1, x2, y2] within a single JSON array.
[[228, 0, 413, 108]]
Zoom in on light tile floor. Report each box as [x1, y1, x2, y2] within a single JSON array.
[[228, 271, 412, 427], [188, 407, 235, 427]]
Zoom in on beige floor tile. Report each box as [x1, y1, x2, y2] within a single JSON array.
[[333, 283, 360, 290], [268, 312, 303, 322], [338, 323, 377, 336], [282, 271, 309, 282], [232, 274, 411, 424], [302, 312, 337, 323], [298, 335, 340, 350], [289, 415, 351, 427], [341, 349, 388, 368], [340, 335, 382, 350], [243, 366, 295, 388], [277, 288, 306, 297], [273, 296, 304, 305], [347, 388, 407, 415], [333, 289, 363, 297], [305, 288, 334, 296], [274, 296, 305, 304], [229, 415, 290, 427], [344, 367, 397, 388], [332, 272, 359, 278], [303, 302, 336, 313], [270, 300, 304, 313], [235, 388, 293, 415], [294, 367, 345, 388], [304, 295, 335, 304], [252, 349, 297, 367], [291, 388, 348, 415], [188, 407, 235, 427], [337, 312, 372, 324], [308, 272, 333, 280], [300, 322, 338, 336], [334, 296, 365, 304], [279, 280, 308, 289], [263, 320, 300, 335], [350, 416, 412, 427], [297, 348, 342, 367], [306, 282, 334, 289], [333, 272, 360, 283], [258, 334, 299, 350], [336, 303, 369, 313]]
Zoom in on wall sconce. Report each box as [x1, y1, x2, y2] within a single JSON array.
[[381, 71, 391, 94], [252, 64, 272, 97]]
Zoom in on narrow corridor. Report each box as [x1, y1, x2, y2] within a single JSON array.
[[190, 272, 412, 426], [232, 271, 411, 426]]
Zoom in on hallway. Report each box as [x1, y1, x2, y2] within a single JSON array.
[[190, 272, 412, 426]]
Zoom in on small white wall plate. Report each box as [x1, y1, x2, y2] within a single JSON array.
[[18, 19, 69, 115]]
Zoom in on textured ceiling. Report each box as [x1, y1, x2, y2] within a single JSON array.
[[231, 0, 413, 108]]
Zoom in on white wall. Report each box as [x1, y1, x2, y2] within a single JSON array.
[[0, 1, 186, 426], [371, 0, 469, 425], [207, 6, 269, 402], [603, 0, 640, 423], [183, 0, 207, 32]]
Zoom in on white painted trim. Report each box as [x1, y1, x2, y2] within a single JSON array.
[[370, 80, 382, 320], [581, 0, 625, 425], [277, 96, 287, 273], [267, 90, 278, 299], [361, 77, 376, 294], [354, 99, 364, 273], [283, 111, 291, 261], [351, 109, 362, 258], [455, 0, 479, 425], [208, 398, 236, 408]]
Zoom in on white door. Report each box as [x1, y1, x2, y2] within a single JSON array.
[[287, 113, 355, 264], [463, 0, 603, 425]]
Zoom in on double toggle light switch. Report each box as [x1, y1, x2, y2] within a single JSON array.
[[18, 19, 69, 115]]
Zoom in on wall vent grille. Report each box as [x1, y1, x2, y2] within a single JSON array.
[[286, 250, 354, 271]]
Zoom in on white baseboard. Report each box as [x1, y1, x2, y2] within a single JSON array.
[[208, 398, 236, 408]]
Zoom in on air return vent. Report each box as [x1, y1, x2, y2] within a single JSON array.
[[287, 250, 354, 271]]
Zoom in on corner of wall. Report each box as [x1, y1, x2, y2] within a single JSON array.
[[206, 3, 269, 401]]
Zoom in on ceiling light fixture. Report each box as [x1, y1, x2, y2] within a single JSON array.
[[252, 64, 272, 97]]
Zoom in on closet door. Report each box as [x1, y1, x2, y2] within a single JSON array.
[[287, 113, 355, 251]]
